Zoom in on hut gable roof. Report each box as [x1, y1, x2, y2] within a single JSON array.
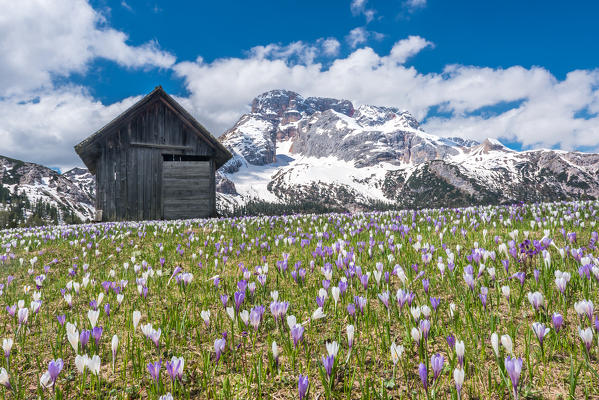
[[74, 86, 232, 174]]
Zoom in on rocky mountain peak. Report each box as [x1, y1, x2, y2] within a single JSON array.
[[250, 90, 302, 115], [250, 89, 354, 118], [353, 104, 420, 130], [469, 137, 512, 155]]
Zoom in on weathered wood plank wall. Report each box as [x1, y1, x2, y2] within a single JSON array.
[[95, 99, 216, 221]]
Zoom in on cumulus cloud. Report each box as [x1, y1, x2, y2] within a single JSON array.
[[0, 0, 175, 97], [321, 38, 341, 56], [2, 15, 599, 171], [346, 27, 385, 48], [346, 27, 368, 48], [172, 37, 599, 153], [388, 35, 433, 64], [0, 87, 138, 170], [350, 0, 376, 23], [247, 38, 343, 65]]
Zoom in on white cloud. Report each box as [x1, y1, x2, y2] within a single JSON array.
[[346, 27, 369, 48], [120, 1, 132, 12], [172, 36, 599, 153], [247, 38, 342, 65], [387, 35, 433, 64], [321, 38, 341, 56], [2, 25, 599, 172], [0, 0, 175, 97], [346, 27, 384, 48], [0, 87, 138, 171], [404, 0, 427, 11], [350, 0, 375, 23]]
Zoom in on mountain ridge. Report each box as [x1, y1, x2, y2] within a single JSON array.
[[216, 89, 599, 211], [0, 155, 95, 227], [2, 88, 598, 224]]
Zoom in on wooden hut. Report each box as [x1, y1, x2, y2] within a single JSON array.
[[74, 86, 232, 221]]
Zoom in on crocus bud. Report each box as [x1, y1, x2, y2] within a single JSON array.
[[132, 310, 141, 330], [491, 333, 499, 357], [501, 334, 513, 355], [112, 334, 119, 360]]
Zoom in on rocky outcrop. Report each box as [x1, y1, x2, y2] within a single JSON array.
[[63, 167, 95, 199], [0, 156, 95, 222], [217, 90, 599, 212]]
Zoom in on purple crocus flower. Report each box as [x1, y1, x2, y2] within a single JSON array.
[[504, 356, 523, 398], [532, 322, 550, 347], [80, 330, 91, 350], [220, 294, 228, 308], [321, 354, 335, 377], [316, 295, 325, 308], [552, 313, 564, 333], [419, 319, 431, 341], [418, 362, 428, 391], [355, 296, 367, 314], [446, 334, 456, 350], [249, 308, 261, 330], [479, 292, 488, 310], [148, 360, 161, 383], [377, 291, 390, 309], [431, 353, 445, 381], [360, 274, 369, 290], [512, 272, 526, 287], [56, 315, 66, 326], [234, 291, 245, 312], [104, 303, 110, 317], [430, 297, 441, 311], [214, 338, 226, 364], [5, 305, 16, 317], [166, 358, 181, 382], [47, 358, 64, 386], [298, 374, 309, 400], [92, 326, 103, 346], [346, 303, 356, 317], [422, 279, 429, 294], [463, 273, 475, 291], [291, 324, 305, 347]]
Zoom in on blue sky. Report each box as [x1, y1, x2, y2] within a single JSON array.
[[85, 0, 599, 102], [1, 0, 599, 170]]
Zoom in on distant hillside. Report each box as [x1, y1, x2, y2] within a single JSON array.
[[0, 156, 94, 228]]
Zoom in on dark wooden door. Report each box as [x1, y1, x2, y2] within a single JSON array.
[[162, 161, 211, 219]]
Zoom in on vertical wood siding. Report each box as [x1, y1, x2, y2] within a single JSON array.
[[95, 99, 216, 221]]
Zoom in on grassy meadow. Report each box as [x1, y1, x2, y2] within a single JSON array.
[[0, 201, 598, 399]]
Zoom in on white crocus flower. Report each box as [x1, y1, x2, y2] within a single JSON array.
[[132, 310, 141, 330], [87, 309, 99, 328], [311, 307, 326, 320], [501, 334, 514, 355]]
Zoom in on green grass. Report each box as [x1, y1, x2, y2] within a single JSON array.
[[0, 200, 597, 399]]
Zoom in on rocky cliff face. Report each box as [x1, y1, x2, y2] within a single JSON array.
[[0, 156, 95, 223], [217, 89, 599, 211], [63, 167, 95, 200]]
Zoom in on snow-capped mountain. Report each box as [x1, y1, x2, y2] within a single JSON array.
[[63, 167, 95, 200], [218, 89, 599, 211], [0, 156, 95, 225], [4, 88, 598, 224]]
